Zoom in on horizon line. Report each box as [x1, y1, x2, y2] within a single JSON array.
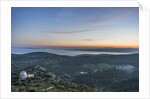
[[12, 45, 139, 49]]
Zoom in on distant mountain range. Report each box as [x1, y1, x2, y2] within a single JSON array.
[[11, 47, 139, 55], [65, 48, 139, 53]]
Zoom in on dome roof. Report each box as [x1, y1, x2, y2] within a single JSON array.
[[20, 71, 27, 76]]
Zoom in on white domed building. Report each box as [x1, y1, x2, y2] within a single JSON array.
[[19, 71, 27, 79], [19, 71, 34, 80]]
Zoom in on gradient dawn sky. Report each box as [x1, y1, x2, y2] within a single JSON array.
[[11, 7, 139, 48]]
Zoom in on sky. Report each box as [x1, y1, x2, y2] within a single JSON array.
[[11, 7, 139, 48]]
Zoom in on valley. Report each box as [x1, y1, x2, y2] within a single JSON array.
[[11, 52, 139, 92]]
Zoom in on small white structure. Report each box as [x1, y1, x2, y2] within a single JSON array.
[[80, 72, 88, 75], [27, 74, 34, 78], [19, 71, 34, 80], [19, 71, 27, 79]]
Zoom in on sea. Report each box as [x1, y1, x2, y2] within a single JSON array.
[[11, 46, 139, 56]]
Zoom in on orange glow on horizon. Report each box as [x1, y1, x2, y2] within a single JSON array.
[[27, 44, 139, 48], [14, 42, 139, 48]]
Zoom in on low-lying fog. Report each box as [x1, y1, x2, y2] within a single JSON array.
[[11, 47, 139, 56]]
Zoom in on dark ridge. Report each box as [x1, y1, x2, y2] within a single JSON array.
[[11, 52, 71, 57], [12, 52, 139, 57]]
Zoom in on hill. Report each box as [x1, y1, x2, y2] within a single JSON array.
[[11, 65, 99, 92], [11, 52, 139, 92], [11, 52, 139, 75]]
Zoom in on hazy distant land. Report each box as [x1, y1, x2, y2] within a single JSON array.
[[11, 47, 139, 56]]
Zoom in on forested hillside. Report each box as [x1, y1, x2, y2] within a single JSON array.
[[11, 52, 139, 92], [11, 66, 98, 92]]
